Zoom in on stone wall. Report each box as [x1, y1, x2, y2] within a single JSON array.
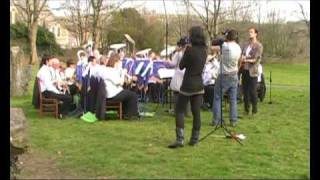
[[10, 46, 33, 97]]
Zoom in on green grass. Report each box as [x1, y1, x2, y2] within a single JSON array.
[[10, 63, 310, 179]]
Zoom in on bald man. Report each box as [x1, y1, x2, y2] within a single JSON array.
[[37, 57, 73, 119]]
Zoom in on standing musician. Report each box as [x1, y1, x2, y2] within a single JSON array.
[[239, 27, 263, 115], [168, 26, 207, 148]]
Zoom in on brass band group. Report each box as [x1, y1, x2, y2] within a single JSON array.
[[32, 26, 264, 148]]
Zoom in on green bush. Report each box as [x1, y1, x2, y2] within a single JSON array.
[[10, 22, 29, 39], [10, 23, 64, 56], [36, 26, 64, 56]]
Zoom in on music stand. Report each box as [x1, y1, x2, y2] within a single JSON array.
[[199, 44, 243, 145]]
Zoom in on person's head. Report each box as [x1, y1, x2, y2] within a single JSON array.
[[51, 58, 60, 69], [99, 55, 108, 65], [106, 54, 120, 68], [80, 52, 86, 58], [88, 56, 97, 65], [40, 54, 51, 68], [210, 45, 220, 55], [225, 29, 239, 42], [149, 52, 156, 60], [248, 27, 258, 40], [188, 26, 206, 47], [177, 36, 189, 48], [66, 59, 75, 68]]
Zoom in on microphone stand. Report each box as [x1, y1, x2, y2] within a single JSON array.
[[268, 71, 272, 104], [199, 43, 243, 145], [163, 0, 173, 113]]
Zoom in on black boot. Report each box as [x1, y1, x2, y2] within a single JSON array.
[[188, 129, 200, 146], [168, 128, 184, 148], [252, 105, 258, 114], [244, 104, 250, 115]]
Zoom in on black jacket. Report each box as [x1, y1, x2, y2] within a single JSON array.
[[80, 76, 107, 120], [179, 46, 207, 93]]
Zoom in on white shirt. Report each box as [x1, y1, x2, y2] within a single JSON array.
[[82, 63, 99, 78], [99, 66, 125, 98], [65, 67, 75, 79], [202, 58, 220, 86], [221, 41, 242, 74], [245, 45, 252, 57], [170, 51, 184, 68], [257, 64, 263, 82], [36, 65, 61, 94]]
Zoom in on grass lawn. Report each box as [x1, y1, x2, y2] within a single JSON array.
[[10, 63, 310, 179]]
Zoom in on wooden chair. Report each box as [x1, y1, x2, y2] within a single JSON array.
[[37, 78, 60, 119], [106, 100, 123, 120]]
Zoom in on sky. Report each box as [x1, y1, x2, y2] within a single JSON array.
[[47, 0, 310, 23]]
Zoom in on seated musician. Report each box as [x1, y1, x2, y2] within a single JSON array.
[[75, 52, 88, 84], [64, 59, 79, 96], [98, 54, 139, 120], [37, 57, 73, 119], [147, 54, 164, 103]]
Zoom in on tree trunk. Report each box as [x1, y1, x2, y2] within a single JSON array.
[[29, 23, 38, 65]]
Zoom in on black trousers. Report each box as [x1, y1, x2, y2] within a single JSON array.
[[148, 83, 160, 103], [204, 84, 215, 108], [108, 90, 139, 118], [173, 91, 190, 116], [68, 84, 79, 96], [42, 91, 73, 115], [241, 70, 258, 113], [175, 93, 203, 130]]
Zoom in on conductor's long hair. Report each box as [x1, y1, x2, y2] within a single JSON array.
[[189, 26, 207, 47]]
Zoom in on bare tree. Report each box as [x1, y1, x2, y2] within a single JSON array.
[[227, 0, 258, 23], [265, 8, 289, 57], [184, 0, 225, 42], [13, 0, 48, 64], [62, 0, 91, 46], [89, 0, 126, 49], [297, 2, 310, 36]]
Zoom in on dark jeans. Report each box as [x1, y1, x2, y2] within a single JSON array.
[[148, 83, 160, 103], [108, 89, 139, 118], [204, 84, 215, 108], [242, 70, 258, 113], [175, 93, 203, 130], [42, 91, 73, 115]]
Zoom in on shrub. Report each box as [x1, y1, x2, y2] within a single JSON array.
[[10, 23, 64, 56]]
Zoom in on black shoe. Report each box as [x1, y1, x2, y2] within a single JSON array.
[[168, 141, 184, 148], [67, 106, 83, 117], [188, 129, 200, 146], [188, 141, 199, 146]]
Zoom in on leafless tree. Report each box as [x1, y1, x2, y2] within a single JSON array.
[[13, 0, 48, 64], [228, 0, 257, 23], [184, 0, 225, 42], [297, 2, 310, 36], [62, 0, 91, 46], [89, 0, 126, 49]]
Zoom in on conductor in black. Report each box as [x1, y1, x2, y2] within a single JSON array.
[[168, 26, 207, 148]]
